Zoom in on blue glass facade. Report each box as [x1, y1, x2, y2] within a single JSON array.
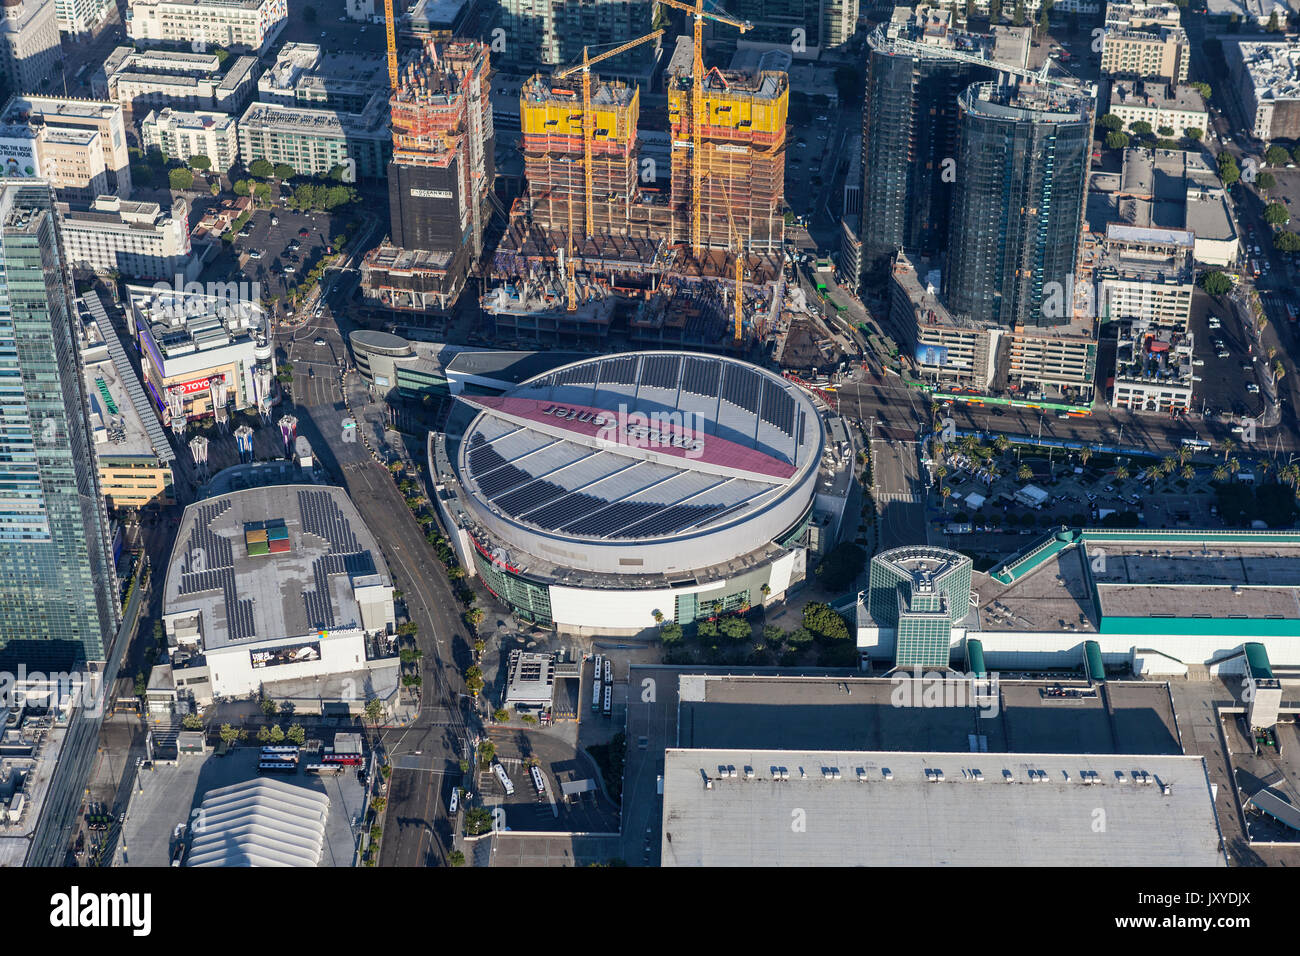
[[0, 182, 120, 670]]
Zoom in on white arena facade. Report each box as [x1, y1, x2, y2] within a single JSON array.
[[431, 352, 826, 635]]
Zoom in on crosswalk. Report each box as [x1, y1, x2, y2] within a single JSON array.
[[875, 490, 925, 505]]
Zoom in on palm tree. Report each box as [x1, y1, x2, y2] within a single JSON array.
[[1212, 465, 1228, 482], [1017, 464, 1032, 481], [1177, 446, 1190, 466], [1222, 438, 1235, 463], [1268, 346, 1278, 361], [1228, 457, 1241, 477], [936, 465, 947, 489], [940, 486, 952, 508], [994, 435, 1010, 456], [1078, 447, 1091, 467], [1114, 464, 1130, 481], [1161, 455, 1177, 476], [1181, 464, 1195, 481], [1274, 361, 1286, 383]]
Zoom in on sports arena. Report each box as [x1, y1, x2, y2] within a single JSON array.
[[431, 352, 828, 635]]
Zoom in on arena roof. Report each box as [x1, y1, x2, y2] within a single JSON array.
[[661, 749, 1226, 866], [163, 485, 391, 648], [456, 353, 820, 545]]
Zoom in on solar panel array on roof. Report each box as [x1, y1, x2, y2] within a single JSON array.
[[603, 355, 639, 385], [467, 434, 532, 498], [760, 379, 796, 436], [298, 490, 360, 552], [494, 478, 568, 517], [722, 364, 760, 413], [304, 550, 376, 630], [681, 355, 721, 397], [177, 500, 256, 640], [641, 353, 681, 391]]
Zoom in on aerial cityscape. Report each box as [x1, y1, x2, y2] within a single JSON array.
[[0, 0, 1296, 893]]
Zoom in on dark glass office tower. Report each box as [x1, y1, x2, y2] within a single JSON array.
[[731, 0, 823, 49], [0, 181, 119, 670], [860, 21, 991, 276], [945, 82, 1092, 328]]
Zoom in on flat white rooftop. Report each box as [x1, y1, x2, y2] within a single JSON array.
[[661, 748, 1226, 866]]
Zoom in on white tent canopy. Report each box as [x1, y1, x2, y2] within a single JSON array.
[[187, 778, 330, 867]]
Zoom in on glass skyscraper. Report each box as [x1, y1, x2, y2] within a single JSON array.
[[0, 180, 120, 671], [944, 81, 1092, 329]]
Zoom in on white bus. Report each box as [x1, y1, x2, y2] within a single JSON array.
[[602, 684, 612, 717], [592, 671, 603, 711], [531, 766, 546, 794], [603, 658, 612, 684], [448, 787, 460, 814], [494, 762, 515, 796]]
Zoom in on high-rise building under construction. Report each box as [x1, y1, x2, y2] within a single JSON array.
[[519, 74, 645, 238], [667, 61, 788, 253], [363, 38, 495, 315]]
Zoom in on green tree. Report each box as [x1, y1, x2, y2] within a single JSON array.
[[1268, 8, 1280, 30], [256, 725, 272, 743], [268, 724, 285, 743], [218, 723, 242, 745], [168, 167, 193, 190], [1200, 271, 1233, 295], [1267, 144, 1293, 166], [1099, 113, 1124, 132], [210, 181, 220, 196], [189, 154, 211, 170], [249, 158, 275, 179], [232, 179, 250, 196], [720, 615, 752, 641], [1258, 171, 1277, 192], [696, 619, 719, 640], [464, 807, 492, 835], [253, 182, 272, 202], [1264, 202, 1290, 226], [287, 724, 306, 745], [477, 740, 495, 766], [660, 621, 684, 644], [786, 626, 815, 647], [465, 665, 485, 696], [464, 607, 484, 629], [1013, 0, 1025, 25], [1275, 231, 1300, 253], [1218, 152, 1240, 186], [449, 850, 466, 866], [1129, 120, 1153, 136], [493, 708, 509, 722], [802, 603, 850, 642], [260, 696, 277, 717], [1156, 126, 1175, 138], [181, 713, 203, 730], [989, 0, 1001, 21], [1184, 127, 1203, 141], [1105, 131, 1130, 150]]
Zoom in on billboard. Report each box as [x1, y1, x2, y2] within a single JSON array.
[[915, 344, 950, 367], [0, 135, 39, 178], [250, 641, 321, 669]]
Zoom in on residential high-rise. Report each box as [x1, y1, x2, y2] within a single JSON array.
[[859, 6, 1032, 277], [494, 0, 656, 76], [945, 80, 1092, 329], [0, 180, 120, 671]]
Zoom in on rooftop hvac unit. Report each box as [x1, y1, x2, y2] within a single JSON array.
[[882, 768, 892, 780]]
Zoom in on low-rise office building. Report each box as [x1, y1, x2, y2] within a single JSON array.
[[1226, 38, 1300, 142], [57, 195, 195, 282], [0, 123, 107, 199], [141, 108, 240, 173], [0, 0, 59, 95], [98, 47, 260, 116], [126, 0, 287, 55], [0, 96, 132, 197], [1088, 148, 1238, 267], [1111, 317, 1194, 413], [258, 42, 391, 113], [237, 94, 390, 180]]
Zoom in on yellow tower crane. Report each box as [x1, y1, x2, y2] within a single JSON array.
[[383, 0, 398, 90], [554, 30, 664, 239], [654, 0, 751, 261], [719, 179, 744, 342]]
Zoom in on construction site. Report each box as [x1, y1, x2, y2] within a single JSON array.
[[484, 3, 799, 356], [361, 33, 497, 317]]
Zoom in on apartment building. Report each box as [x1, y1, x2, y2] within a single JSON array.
[[142, 108, 240, 173], [0, 0, 59, 94], [1094, 225, 1195, 331], [54, 0, 113, 36], [1111, 317, 1194, 413], [98, 47, 260, 116], [1226, 38, 1300, 141], [1105, 80, 1207, 137], [258, 42, 390, 112], [238, 94, 391, 179], [1, 96, 132, 196], [126, 0, 288, 55], [1099, 1, 1189, 83], [56, 195, 195, 282]]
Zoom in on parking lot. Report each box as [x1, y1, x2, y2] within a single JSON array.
[[1188, 288, 1268, 421]]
